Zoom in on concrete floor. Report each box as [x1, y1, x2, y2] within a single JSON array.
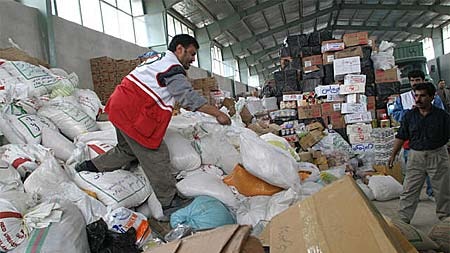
[[372, 187, 439, 234]]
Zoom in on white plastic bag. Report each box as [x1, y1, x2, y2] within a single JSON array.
[[136, 191, 164, 221], [357, 180, 375, 201], [260, 133, 300, 161], [41, 127, 75, 161], [164, 129, 201, 173], [37, 97, 98, 140], [236, 196, 269, 226], [10, 201, 90, 253], [105, 207, 151, 246], [0, 160, 23, 192], [266, 188, 298, 220], [240, 129, 301, 191], [176, 172, 239, 208], [73, 89, 103, 120], [192, 123, 241, 174], [73, 166, 152, 210], [368, 175, 403, 201]]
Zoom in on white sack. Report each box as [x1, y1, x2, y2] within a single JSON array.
[[164, 129, 201, 173], [0, 144, 51, 177], [10, 201, 90, 253], [357, 180, 375, 201], [368, 175, 403, 201], [260, 133, 300, 161], [24, 155, 107, 224], [41, 127, 75, 161], [73, 166, 152, 210], [240, 130, 301, 191], [73, 89, 103, 120], [0, 160, 23, 192], [37, 97, 98, 140], [176, 172, 239, 208], [266, 188, 298, 220], [0, 113, 56, 144]]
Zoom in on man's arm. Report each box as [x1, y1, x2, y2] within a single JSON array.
[[388, 138, 405, 168], [165, 73, 231, 125], [392, 97, 405, 122]]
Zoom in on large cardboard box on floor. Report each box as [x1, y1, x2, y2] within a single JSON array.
[[264, 176, 417, 253], [146, 225, 264, 253]]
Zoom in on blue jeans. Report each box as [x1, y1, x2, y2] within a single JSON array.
[[404, 149, 434, 197]]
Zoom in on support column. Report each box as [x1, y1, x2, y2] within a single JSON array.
[[19, 0, 56, 67], [142, 0, 167, 52], [431, 27, 444, 58], [195, 28, 212, 73], [238, 58, 249, 85]]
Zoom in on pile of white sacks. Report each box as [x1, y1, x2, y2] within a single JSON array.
[[0, 59, 403, 252]]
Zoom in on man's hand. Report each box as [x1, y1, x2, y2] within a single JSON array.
[[216, 112, 231, 125], [388, 155, 396, 169]]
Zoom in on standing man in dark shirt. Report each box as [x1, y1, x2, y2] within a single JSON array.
[[388, 82, 450, 224]]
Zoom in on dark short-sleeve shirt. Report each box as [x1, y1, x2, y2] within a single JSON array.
[[396, 106, 450, 151]]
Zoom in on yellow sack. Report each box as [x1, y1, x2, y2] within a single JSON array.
[[223, 164, 283, 196]]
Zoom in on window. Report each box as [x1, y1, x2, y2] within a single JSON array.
[[247, 73, 260, 88], [211, 45, 223, 75], [422, 37, 435, 61], [53, 0, 143, 44], [166, 14, 198, 67], [443, 23, 450, 55]]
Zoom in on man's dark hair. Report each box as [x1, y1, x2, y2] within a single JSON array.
[[438, 79, 445, 83], [414, 82, 436, 97], [168, 34, 199, 52], [408, 70, 425, 80]]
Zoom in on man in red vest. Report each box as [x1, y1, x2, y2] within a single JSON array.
[[76, 34, 231, 215]]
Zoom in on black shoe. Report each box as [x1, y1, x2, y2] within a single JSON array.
[[75, 160, 99, 173]]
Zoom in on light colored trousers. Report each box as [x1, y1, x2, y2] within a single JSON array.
[[92, 127, 177, 207], [399, 146, 450, 221]]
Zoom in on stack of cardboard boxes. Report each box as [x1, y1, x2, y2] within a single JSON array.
[[190, 77, 220, 106], [90, 56, 141, 104]]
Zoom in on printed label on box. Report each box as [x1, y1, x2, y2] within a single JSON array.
[[347, 123, 372, 134], [344, 112, 372, 124], [349, 133, 373, 144], [341, 103, 367, 114], [344, 74, 366, 86], [315, 85, 340, 96], [339, 83, 365, 95], [283, 94, 303, 101], [333, 56, 361, 77], [352, 143, 375, 153]]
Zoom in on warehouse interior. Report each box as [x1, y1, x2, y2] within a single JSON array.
[[0, 0, 449, 252]]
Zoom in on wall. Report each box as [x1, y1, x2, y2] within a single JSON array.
[[1, 1, 251, 94], [53, 17, 149, 89], [428, 53, 450, 86], [0, 1, 47, 62]]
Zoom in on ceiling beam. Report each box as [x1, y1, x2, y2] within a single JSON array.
[[230, 6, 335, 56], [332, 25, 432, 37], [340, 3, 450, 15], [164, 0, 183, 9], [244, 44, 282, 65], [196, 0, 285, 42]]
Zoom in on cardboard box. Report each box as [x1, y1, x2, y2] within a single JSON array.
[[283, 93, 303, 101], [306, 122, 324, 132], [267, 176, 416, 253], [343, 31, 369, 47], [339, 83, 366, 95], [335, 46, 364, 59], [299, 152, 313, 162], [373, 162, 404, 183], [302, 55, 322, 68], [345, 112, 373, 124], [297, 104, 321, 119], [299, 130, 324, 150], [367, 96, 376, 111], [321, 102, 341, 116], [318, 164, 329, 171], [349, 133, 373, 144], [341, 103, 368, 114], [145, 224, 263, 253], [347, 123, 373, 135], [322, 52, 335, 65], [321, 39, 345, 53], [333, 57, 361, 79], [344, 74, 366, 86], [375, 68, 400, 84], [315, 84, 340, 97], [329, 112, 345, 129]]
